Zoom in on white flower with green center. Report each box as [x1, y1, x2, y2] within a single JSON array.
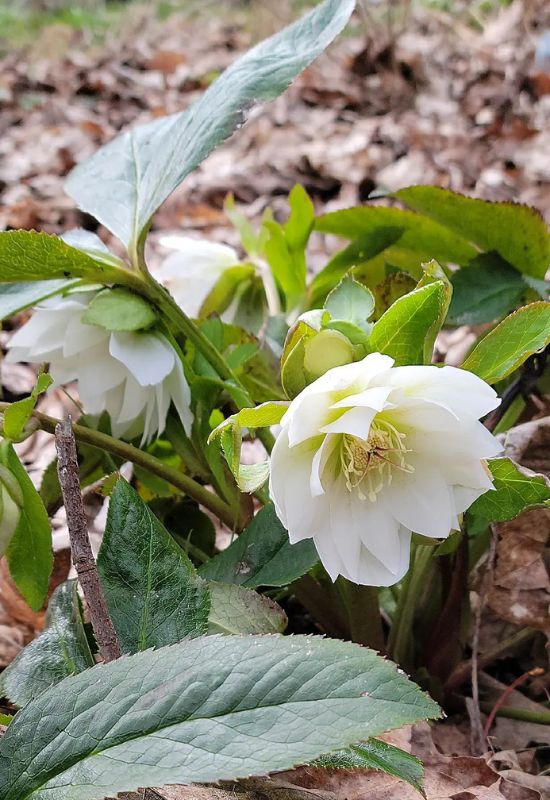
[[269, 353, 502, 586], [155, 236, 240, 318], [5, 292, 193, 444]]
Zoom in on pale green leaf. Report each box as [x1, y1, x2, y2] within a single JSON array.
[[368, 281, 448, 365], [97, 478, 210, 653], [65, 0, 355, 251], [395, 186, 550, 279], [462, 302, 550, 383], [2, 442, 52, 611], [3, 371, 53, 441], [313, 739, 425, 795], [324, 276, 375, 327], [207, 581, 287, 634], [0, 581, 93, 708], [469, 458, 550, 523], [82, 287, 157, 331], [0, 231, 127, 284], [199, 503, 318, 587], [0, 634, 439, 800]]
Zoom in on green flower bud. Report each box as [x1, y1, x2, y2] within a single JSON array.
[[303, 329, 354, 381]]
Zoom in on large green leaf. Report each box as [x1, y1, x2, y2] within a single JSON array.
[[207, 581, 287, 634], [65, 0, 355, 252], [469, 458, 550, 523], [97, 478, 210, 653], [0, 581, 93, 708], [462, 301, 550, 383], [0, 634, 439, 799], [0, 231, 126, 284], [395, 186, 550, 279], [315, 206, 477, 266], [368, 281, 448, 365], [199, 503, 318, 587], [2, 443, 52, 611], [448, 252, 528, 326], [310, 227, 404, 304], [314, 739, 424, 795], [0, 279, 78, 321]]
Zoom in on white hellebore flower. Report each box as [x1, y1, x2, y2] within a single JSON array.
[[6, 292, 193, 443], [269, 353, 502, 587], [155, 235, 240, 318]]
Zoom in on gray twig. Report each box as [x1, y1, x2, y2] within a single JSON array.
[[55, 417, 121, 663]]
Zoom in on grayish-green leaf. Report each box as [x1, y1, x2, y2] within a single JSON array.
[[0, 231, 127, 284], [65, 0, 355, 251], [395, 185, 550, 279], [207, 581, 287, 634], [313, 739, 425, 795], [82, 287, 157, 331], [448, 252, 528, 326], [0, 280, 78, 322], [199, 503, 318, 587], [97, 478, 210, 653], [0, 581, 93, 708], [469, 457, 550, 523], [0, 634, 440, 800], [2, 442, 52, 611]]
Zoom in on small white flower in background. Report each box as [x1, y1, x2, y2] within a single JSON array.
[[269, 353, 502, 587], [6, 292, 193, 444], [155, 235, 240, 318]]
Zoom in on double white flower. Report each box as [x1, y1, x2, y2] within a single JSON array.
[[6, 292, 192, 443], [269, 353, 501, 586]]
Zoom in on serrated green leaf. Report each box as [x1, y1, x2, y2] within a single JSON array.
[[395, 186, 550, 279], [207, 581, 287, 634], [462, 301, 550, 383], [309, 227, 404, 304], [313, 739, 425, 795], [324, 276, 375, 328], [2, 443, 52, 611], [369, 281, 448, 365], [0, 634, 439, 800], [97, 478, 210, 653], [3, 371, 53, 441], [0, 581, 93, 708], [469, 457, 550, 523], [199, 503, 318, 587], [0, 231, 127, 284], [448, 252, 528, 326], [81, 287, 157, 331], [315, 206, 476, 267], [65, 0, 355, 252], [0, 280, 79, 321]]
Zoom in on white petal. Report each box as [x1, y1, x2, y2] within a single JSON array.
[[353, 494, 403, 575], [164, 361, 193, 435], [328, 486, 362, 582], [321, 406, 377, 438], [74, 345, 125, 402], [63, 315, 109, 357], [357, 527, 412, 586], [309, 434, 338, 497], [385, 457, 454, 539], [117, 374, 150, 425], [453, 484, 492, 514], [313, 526, 350, 582], [109, 332, 175, 387], [331, 385, 393, 411]]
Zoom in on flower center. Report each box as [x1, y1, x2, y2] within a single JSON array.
[[340, 419, 414, 502]]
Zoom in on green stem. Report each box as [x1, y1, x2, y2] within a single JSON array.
[[446, 627, 537, 691], [339, 580, 385, 652], [0, 403, 239, 529], [478, 702, 550, 725], [387, 544, 434, 667]]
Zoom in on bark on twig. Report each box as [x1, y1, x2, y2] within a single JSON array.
[[55, 417, 121, 662]]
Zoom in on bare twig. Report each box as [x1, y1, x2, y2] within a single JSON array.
[[470, 525, 498, 754], [55, 417, 121, 663]]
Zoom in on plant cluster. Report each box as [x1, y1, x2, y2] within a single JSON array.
[[0, 1, 548, 797]]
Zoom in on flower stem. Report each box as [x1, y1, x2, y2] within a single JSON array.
[[387, 544, 434, 667], [0, 403, 240, 529], [339, 579, 385, 652], [478, 702, 550, 725]]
